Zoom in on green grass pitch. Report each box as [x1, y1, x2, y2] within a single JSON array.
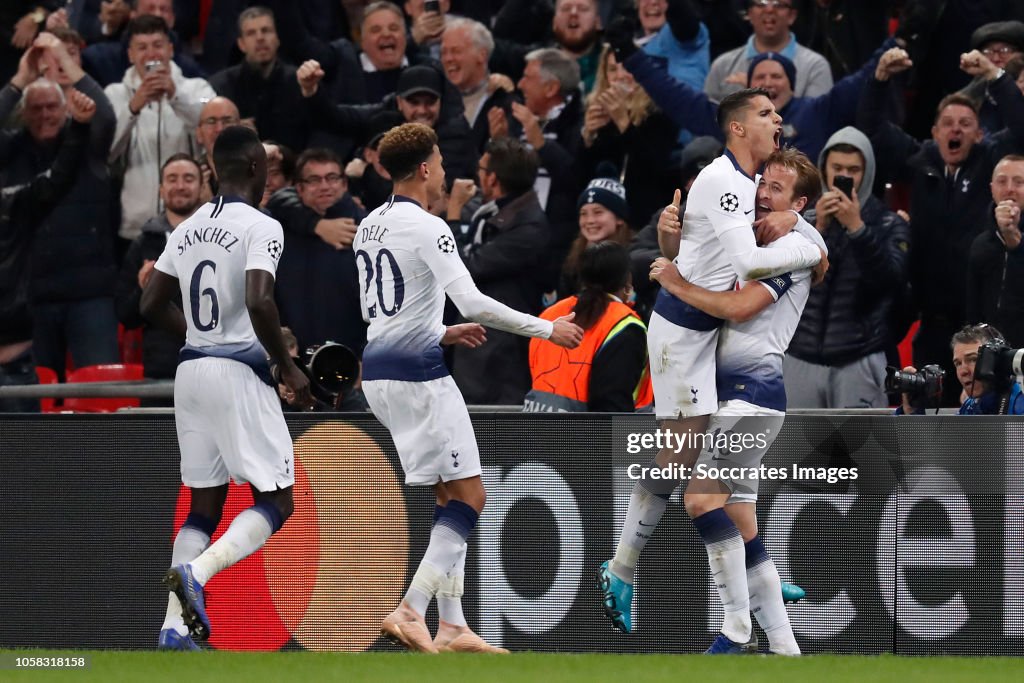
[[3, 652, 1023, 683]]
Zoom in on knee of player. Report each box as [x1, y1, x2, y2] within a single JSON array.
[[468, 487, 486, 514], [683, 493, 716, 520]]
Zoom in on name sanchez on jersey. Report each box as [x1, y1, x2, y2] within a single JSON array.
[[176, 225, 240, 255]]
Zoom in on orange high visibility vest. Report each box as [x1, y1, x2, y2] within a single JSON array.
[[525, 296, 653, 412]]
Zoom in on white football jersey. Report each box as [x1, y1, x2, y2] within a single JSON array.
[[154, 195, 282, 368], [716, 231, 814, 411], [676, 152, 759, 291], [653, 151, 819, 331], [353, 195, 471, 382]]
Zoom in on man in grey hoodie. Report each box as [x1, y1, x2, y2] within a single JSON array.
[[783, 126, 911, 408]]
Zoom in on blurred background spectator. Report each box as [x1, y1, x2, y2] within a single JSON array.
[[115, 153, 198, 388]]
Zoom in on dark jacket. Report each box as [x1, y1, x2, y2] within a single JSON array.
[[452, 190, 550, 405], [468, 86, 515, 156], [0, 75, 117, 305], [0, 120, 89, 345], [623, 38, 895, 163], [789, 199, 910, 364], [628, 207, 669, 322], [209, 59, 310, 152], [789, 126, 910, 365], [308, 90, 477, 185], [114, 213, 182, 379], [857, 70, 1024, 325], [581, 108, 680, 226], [267, 0, 429, 105], [530, 92, 587, 254], [966, 208, 1024, 347], [793, 0, 891, 80], [267, 188, 368, 355]]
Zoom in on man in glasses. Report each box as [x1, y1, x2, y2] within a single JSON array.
[[704, 0, 832, 103], [266, 148, 368, 356], [195, 96, 241, 203]]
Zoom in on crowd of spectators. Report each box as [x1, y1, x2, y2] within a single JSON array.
[[2, 0, 1024, 411]]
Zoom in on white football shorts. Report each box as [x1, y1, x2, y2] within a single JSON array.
[[363, 375, 482, 486], [693, 399, 784, 504], [174, 357, 295, 492], [647, 311, 720, 419]]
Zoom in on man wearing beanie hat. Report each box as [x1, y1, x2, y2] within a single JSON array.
[[705, 0, 832, 103], [605, 16, 901, 161]]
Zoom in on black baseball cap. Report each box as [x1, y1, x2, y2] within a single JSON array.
[[397, 65, 443, 100]]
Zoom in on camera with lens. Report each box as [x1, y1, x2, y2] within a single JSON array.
[[273, 342, 359, 406], [885, 363, 945, 408], [974, 340, 1024, 392]]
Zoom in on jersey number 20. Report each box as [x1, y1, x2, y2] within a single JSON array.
[[189, 260, 219, 331], [356, 248, 404, 318]]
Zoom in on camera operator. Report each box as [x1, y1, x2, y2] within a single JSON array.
[[895, 323, 1023, 415]]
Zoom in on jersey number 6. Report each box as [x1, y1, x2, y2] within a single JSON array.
[[189, 260, 220, 331], [356, 248, 405, 318]]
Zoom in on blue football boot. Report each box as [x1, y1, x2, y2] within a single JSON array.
[[158, 628, 201, 651], [596, 561, 633, 633], [781, 581, 806, 603], [163, 564, 211, 642], [704, 633, 748, 654]]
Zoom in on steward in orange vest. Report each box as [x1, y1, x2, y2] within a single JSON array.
[[525, 295, 653, 412]]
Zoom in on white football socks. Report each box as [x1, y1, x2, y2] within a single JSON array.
[[405, 523, 465, 616], [610, 484, 670, 582], [748, 558, 800, 654], [163, 525, 210, 635], [437, 542, 468, 627], [693, 510, 750, 644], [189, 508, 272, 586]]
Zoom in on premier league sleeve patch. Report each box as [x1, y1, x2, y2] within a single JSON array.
[[719, 193, 739, 212], [267, 239, 283, 261], [437, 234, 456, 254]]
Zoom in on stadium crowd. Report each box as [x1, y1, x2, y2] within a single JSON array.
[[2, 0, 1024, 412]]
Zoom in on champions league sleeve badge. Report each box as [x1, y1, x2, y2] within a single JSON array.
[[267, 239, 283, 260], [437, 234, 456, 253]]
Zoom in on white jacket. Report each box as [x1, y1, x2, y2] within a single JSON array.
[[105, 62, 215, 240]]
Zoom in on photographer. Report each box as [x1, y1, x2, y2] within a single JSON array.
[[895, 324, 1023, 415]]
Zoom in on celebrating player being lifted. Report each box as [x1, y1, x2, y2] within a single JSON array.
[[598, 89, 826, 640], [142, 126, 312, 649], [354, 123, 582, 654], [651, 147, 824, 655]]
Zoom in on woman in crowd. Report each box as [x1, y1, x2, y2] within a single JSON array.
[[526, 241, 651, 413], [580, 44, 680, 224]]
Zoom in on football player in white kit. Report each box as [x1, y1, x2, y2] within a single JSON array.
[[141, 126, 312, 649], [650, 148, 825, 654], [599, 89, 826, 635], [354, 123, 583, 653]]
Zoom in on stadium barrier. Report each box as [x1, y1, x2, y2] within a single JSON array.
[[0, 413, 1021, 654]]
